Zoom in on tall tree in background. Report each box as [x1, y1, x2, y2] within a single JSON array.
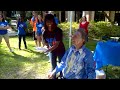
[[102, 11, 114, 25], [19, 11, 26, 18], [19, 11, 27, 21], [0, 11, 7, 19]]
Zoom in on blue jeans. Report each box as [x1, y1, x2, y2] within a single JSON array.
[[49, 52, 65, 79]]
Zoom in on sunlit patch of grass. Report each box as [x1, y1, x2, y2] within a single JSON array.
[[0, 36, 51, 79]]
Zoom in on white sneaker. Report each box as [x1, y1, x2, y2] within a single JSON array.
[[43, 46, 48, 49], [35, 47, 41, 50], [10, 49, 14, 52], [37, 47, 42, 50]]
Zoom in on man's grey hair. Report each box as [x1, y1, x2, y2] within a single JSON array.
[[77, 28, 87, 44]]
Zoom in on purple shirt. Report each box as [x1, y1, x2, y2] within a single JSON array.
[[43, 27, 65, 55]]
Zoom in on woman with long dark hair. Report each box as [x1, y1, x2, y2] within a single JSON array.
[[43, 14, 65, 79], [17, 16, 27, 50]]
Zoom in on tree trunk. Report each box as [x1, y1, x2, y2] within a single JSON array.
[[19, 11, 27, 21], [76, 11, 80, 23], [0, 11, 2, 15], [2, 11, 7, 19], [19, 11, 26, 18], [102, 11, 114, 25]]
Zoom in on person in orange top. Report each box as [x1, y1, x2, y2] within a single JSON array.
[[30, 11, 38, 48]]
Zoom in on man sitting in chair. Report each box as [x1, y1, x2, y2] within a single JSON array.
[[48, 29, 96, 79]]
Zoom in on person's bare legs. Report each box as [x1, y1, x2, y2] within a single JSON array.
[[0, 35, 2, 44], [41, 35, 45, 47], [3, 34, 13, 52], [37, 35, 43, 49], [39, 36, 42, 47], [36, 35, 40, 47], [35, 40, 37, 47]]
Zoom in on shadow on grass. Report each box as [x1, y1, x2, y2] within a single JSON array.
[[23, 48, 43, 54], [0, 48, 48, 64], [0, 49, 49, 79], [0, 51, 28, 78], [13, 50, 48, 63]]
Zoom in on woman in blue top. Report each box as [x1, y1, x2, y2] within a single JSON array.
[[36, 14, 44, 48], [0, 14, 13, 52], [17, 16, 27, 50]]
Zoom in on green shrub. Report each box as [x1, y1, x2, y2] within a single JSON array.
[[58, 21, 120, 39], [26, 20, 33, 36], [58, 22, 79, 31], [6, 17, 12, 23], [89, 21, 120, 39], [58, 22, 79, 38]]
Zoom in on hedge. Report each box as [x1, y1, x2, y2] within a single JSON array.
[[25, 21, 120, 39], [58, 21, 120, 39]]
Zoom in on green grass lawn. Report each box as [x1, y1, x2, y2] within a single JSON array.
[[0, 36, 51, 79], [0, 36, 120, 79]]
